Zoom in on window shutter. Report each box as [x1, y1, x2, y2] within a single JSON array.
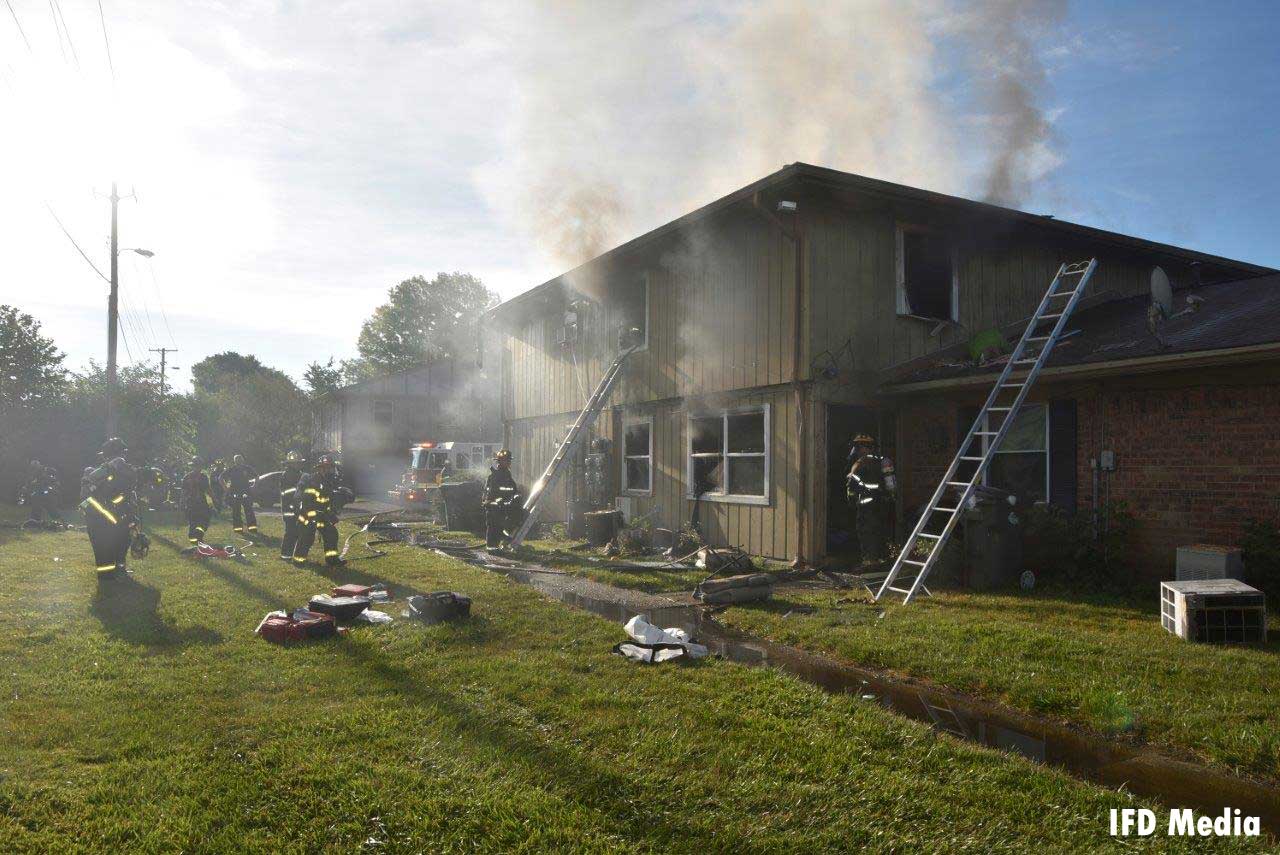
[[1048, 399, 1077, 510]]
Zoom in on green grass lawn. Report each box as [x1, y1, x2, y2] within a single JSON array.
[[719, 586, 1280, 786], [0, 505, 1268, 852]]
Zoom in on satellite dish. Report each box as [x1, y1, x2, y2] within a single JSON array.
[[1150, 267, 1173, 318]]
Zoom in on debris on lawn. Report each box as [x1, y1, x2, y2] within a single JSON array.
[[614, 615, 709, 663], [184, 542, 249, 560], [695, 546, 754, 575], [354, 608, 393, 624], [405, 591, 472, 624], [255, 609, 337, 644], [308, 594, 373, 622], [696, 572, 774, 605]]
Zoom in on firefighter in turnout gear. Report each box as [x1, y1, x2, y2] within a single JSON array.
[[292, 454, 353, 566], [846, 434, 896, 565], [181, 457, 215, 544], [19, 460, 62, 528], [483, 449, 524, 549], [278, 451, 306, 561], [223, 454, 259, 535], [80, 438, 140, 580], [209, 458, 226, 510]]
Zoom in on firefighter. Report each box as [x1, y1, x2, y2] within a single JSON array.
[[278, 451, 306, 561], [223, 453, 259, 536], [846, 433, 897, 565], [80, 438, 140, 581], [292, 454, 353, 566], [138, 462, 168, 511], [181, 457, 215, 545], [19, 460, 61, 527], [483, 449, 524, 549], [209, 458, 226, 510]]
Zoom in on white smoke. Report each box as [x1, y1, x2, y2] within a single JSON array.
[[487, 0, 1067, 270]]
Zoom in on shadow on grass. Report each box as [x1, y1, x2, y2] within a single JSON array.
[[336, 636, 706, 843], [149, 531, 286, 608], [90, 573, 223, 648], [301, 552, 435, 602]]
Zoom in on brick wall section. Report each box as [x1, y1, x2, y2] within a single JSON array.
[[895, 377, 1280, 580]]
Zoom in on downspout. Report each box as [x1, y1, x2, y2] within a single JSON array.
[[751, 192, 808, 566]]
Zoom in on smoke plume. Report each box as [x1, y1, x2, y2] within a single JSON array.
[[496, 0, 1067, 273]]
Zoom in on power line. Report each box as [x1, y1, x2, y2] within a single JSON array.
[[96, 0, 113, 82], [45, 203, 110, 283], [50, 0, 79, 68], [4, 0, 32, 52], [145, 261, 176, 347]]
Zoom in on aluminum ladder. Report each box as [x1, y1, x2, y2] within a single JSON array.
[[509, 344, 638, 548], [873, 258, 1099, 604]]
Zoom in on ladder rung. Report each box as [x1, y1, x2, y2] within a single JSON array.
[[901, 559, 927, 566], [988, 406, 1012, 411], [1012, 359, 1037, 365], [959, 456, 984, 461], [1036, 313, 1064, 320], [887, 586, 914, 595], [1026, 336, 1051, 342], [1048, 289, 1078, 298], [934, 507, 959, 513], [1002, 382, 1025, 388], [974, 431, 999, 435], [916, 533, 941, 540], [946, 480, 972, 486]]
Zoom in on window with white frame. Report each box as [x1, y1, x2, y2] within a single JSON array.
[[372, 399, 394, 427], [617, 275, 649, 350], [687, 407, 768, 503], [896, 224, 958, 322], [622, 417, 652, 493], [979, 404, 1048, 502]]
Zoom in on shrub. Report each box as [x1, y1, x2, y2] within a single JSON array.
[[1022, 502, 1135, 590], [1240, 519, 1280, 605]]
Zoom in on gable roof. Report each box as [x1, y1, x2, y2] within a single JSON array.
[[489, 162, 1273, 325]]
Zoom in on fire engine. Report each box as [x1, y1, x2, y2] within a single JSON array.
[[389, 441, 498, 506]]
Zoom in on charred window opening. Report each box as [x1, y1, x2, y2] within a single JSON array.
[[616, 276, 648, 350], [687, 407, 769, 503], [897, 225, 957, 321], [372, 399, 393, 427], [622, 418, 652, 493]]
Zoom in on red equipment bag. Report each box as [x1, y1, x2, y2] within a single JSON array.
[[256, 610, 337, 644]]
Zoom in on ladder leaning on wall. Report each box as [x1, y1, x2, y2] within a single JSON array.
[[873, 258, 1099, 604], [508, 343, 639, 549]]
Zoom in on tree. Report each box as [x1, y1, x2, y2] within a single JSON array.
[[197, 372, 311, 470], [0, 305, 66, 409], [303, 358, 344, 398], [191, 351, 292, 395], [355, 272, 497, 374]]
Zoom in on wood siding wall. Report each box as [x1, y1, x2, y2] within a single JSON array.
[[503, 211, 798, 423], [805, 204, 1163, 376], [507, 386, 807, 559]]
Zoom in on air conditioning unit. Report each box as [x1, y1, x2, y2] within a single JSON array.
[[1160, 579, 1266, 644], [1175, 544, 1243, 581]]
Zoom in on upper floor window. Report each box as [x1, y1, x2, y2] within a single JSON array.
[[896, 224, 958, 322], [617, 275, 649, 350], [372, 399, 394, 427]]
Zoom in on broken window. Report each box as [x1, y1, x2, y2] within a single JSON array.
[[616, 276, 649, 350], [687, 407, 768, 502], [980, 404, 1048, 503], [622, 418, 652, 493], [372, 399, 393, 427], [896, 225, 957, 321]]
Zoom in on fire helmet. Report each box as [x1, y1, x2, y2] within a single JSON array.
[[100, 437, 127, 457]]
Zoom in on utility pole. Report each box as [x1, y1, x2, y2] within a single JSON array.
[[149, 347, 178, 400], [106, 182, 120, 436]]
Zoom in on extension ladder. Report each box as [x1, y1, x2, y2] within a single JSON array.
[[874, 258, 1098, 604], [508, 344, 639, 548]]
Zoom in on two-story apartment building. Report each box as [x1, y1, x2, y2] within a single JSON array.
[[490, 163, 1271, 574]]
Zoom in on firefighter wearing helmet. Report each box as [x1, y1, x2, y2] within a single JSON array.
[[223, 453, 259, 536], [846, 433, 897, 565], [292, 453, 353, 566], [483, 449, 525, 549], [181, 456, 215, 545], [79, 437, 140, 581], [278, 451, 307, 561]]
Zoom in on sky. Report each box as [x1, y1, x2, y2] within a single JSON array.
[[1, 0, 1277, 391]]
